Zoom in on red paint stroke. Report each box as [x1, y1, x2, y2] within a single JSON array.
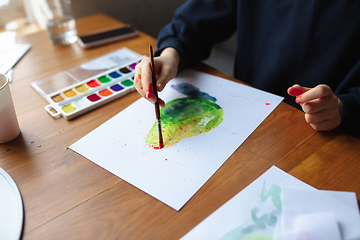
[[135, 74, 143, 89], [152, 141, 163, 149], [146, 83, 154, 99], [265, 103, 271, 105]]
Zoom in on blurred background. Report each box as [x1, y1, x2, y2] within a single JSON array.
[[0, 0, 236, 76]]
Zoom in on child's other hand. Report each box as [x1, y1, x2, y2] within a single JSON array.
[[288, 84, 344, 131]]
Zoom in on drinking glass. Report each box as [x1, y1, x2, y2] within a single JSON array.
[[41, 0, 78, 45]]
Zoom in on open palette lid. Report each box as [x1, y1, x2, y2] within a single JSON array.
[[31, 48, 144, 120]]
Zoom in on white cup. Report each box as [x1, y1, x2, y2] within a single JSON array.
[[0, 73, 20, 143]]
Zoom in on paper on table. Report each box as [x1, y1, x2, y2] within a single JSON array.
[[292, 212, 342, 240], [70, 69, 284, 211], [180, 166, 314, 240], [0, 31, 17, 48], [274, 188, 360, 240], [0, 43, 31, 75]]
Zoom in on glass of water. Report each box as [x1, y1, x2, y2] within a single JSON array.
[[41, 0, 78, 45]]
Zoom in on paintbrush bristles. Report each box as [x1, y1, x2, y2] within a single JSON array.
[[149, 45, 164, 149]]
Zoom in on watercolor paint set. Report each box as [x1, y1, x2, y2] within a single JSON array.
[[31, 48, 145, 120]]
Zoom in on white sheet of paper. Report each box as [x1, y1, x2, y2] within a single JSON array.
[[0, 31, 16, 49], [0, 43, 31, 75], [80, 47, 141, 70], [180, 166, 314, 240], [275, 188, 360, 240], [292, 212, 342, 240], [70, 69, 283, 210]]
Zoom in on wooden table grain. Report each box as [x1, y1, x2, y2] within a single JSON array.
[[1, 13, 359, 240]]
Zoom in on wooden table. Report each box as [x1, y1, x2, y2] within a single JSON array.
[[1, 13, 360, 239]]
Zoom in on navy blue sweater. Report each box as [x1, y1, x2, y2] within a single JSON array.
[[156, 0, 360, 139]]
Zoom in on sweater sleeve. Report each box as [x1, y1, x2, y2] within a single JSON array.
[[155, 0, 237, 72], [336, 58, 360, 139]]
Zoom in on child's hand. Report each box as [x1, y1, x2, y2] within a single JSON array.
[[288, 84, 344, 131], [134, 47, 180, 107]]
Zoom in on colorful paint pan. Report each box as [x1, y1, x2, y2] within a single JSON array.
[[110, 84, 124, 92], [98, 76, 112, 83], [52, 94, 64, 103], [40, 54, 145, 120], [109, 71, 121, 78], [121, 79, 134, 87], [129, 62, 138, 69], [87, 94, 101, 102], [87, 80, 101, 88], [99, 89, 113, 97], [64, 89, 77, 98], [62, 103, 77, 113], [75, 84, 89, 93], [119, 67, 131, 74]]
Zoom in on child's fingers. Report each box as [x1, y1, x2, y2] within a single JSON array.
[[310, 120, 338, 131], [296, 84, 332, 104], [154, 57, 178, 92], [288, 84, 342, 131], [134, 73, 143, 92], [304, 108, 330, 124], [287, 84, 310, 96], [301, 93, 338, 114], [134, 58, 157, 103], [301, 99, 324, 114], [158, 98, 165, 108]]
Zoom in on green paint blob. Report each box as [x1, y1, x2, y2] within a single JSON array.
[[219, 181, 282, 240], [251, 207, 277, 229], [121, 79, 134, 87], [146, 97, 223, 148], [98, 75, 111, 83], [220, 224, 273, 240], [260, 181, 282, 211]]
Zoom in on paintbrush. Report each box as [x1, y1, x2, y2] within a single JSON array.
[[149, 45, 164, 149]]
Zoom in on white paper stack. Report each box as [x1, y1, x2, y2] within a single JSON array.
[[180, 166, 360, 240]]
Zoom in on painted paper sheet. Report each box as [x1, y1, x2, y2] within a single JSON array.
[[70, 69, 283, 210], [180, 166, 314, 240], [181, 166, 360, 240]]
